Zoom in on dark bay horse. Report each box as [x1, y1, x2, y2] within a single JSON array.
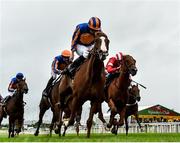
[[106, 54, 137, 131], [125, 84, 142, 135], [0, 79, 28, 138], [34, 75, 73, 136], [66, 32, 109, 138], [111, 84, 142, 135]]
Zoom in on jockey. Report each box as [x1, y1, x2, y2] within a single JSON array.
[[2, 73, 25, 105], [62, 17, 102, 78], [42, 49, 72, 96], [105, 52, 123, 88]]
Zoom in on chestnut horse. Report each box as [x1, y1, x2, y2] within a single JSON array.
[[111, 84, 141, 135], [66, 32, 109, 138], [106, 54, 137, 131], [0, 79, 28, 138]]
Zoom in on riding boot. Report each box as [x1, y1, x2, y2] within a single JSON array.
[[62, 56, 85, 78], [104, 74, 113, 90], [42, 76, 54, 97], [105, 73, 120, 90]]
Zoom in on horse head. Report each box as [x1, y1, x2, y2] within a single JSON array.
[[16, 78, 29, 94], [90, 31, 110, 60], [120, 55, 137, 76], [129, 84, 141, 102]]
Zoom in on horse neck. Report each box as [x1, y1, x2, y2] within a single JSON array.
[[128, 94, 136, 104], [13, 91, 24, 104], [116, 64, 130, 90], [86, 55, 104, 83]]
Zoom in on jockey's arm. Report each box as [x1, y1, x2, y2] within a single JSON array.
[[70, 49, 75, 61], [106, 58, 118, 73], [71, 27, 80, 52], [106, 65, 118, 73], [53, 60, 61, 74], [8, 81, 16, 92]]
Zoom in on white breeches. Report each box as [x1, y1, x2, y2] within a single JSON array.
[[76, 44, 94, 58], [8, 91, 15, 96]]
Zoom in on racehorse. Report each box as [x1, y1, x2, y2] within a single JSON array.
[[34, 75, 73, 137], [0, 79, 28, 138], [66, 32, 109, 138], [106, 54, 137, 131], [111, 84, 142, 135], [125, 84, 142, 135]]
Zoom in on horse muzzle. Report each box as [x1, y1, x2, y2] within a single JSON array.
[[24, 88, 29, 94], [136, 96, 141, 102], [130, 68, 137, 76]]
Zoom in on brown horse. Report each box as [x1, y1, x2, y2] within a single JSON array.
[[125, 84, 142, 135], [106, 54, 137, 131], [34, 74, 73, 137], [111, 84, 141, 135], [0, 79, 28, 138], [66, 32, 109, 138]]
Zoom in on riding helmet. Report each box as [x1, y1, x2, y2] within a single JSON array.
[[61, 50, 72, 57], [88, 17, 101, 31], [16, 73, 24, 80]]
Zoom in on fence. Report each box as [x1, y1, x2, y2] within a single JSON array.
[[91, 122, 180, 134], [1, 122, 180, 134]]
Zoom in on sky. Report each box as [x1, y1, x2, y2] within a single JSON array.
[[0, 0, 180, 124]]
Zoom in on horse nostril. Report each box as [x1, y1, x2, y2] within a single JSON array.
[[137, 97, 141, 101], [131, 68, 137, 76]]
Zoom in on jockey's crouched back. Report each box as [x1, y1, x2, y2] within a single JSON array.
[[42, 50, 72, 97], [105, 52, 123, 89], [2, 72, 25, 106], [62, 17, 106, 78]]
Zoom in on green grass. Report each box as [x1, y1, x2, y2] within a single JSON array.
[[0, 133, 180, 142]]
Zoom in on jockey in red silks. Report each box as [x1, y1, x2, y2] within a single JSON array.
[[42, 50, 72, 96], [2, 73, 25, 105], [105, 52, 123, 88], [62, 17, 103, 78]]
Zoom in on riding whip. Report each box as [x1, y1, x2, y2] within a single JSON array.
[[131, 80, 147, 89]]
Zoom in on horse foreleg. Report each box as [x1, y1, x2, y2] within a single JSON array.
[[49, 113, 56, 136], [86, 102, 98, 138], [125, 116, 129, 136], [0, 116, 3, 127], [107, 111, 116, 128], [68, 96, 78, 126], [97, 103, 109, 131], [118, 107, 126, 126], [135, 113, 142, 132], [34, 107, 48, 136], [58, 108, 63, 137], [108, 98, 117, 112], [8, 122, 11, 138], [75, 106, 82, 136], [11, 122, 15, 137]]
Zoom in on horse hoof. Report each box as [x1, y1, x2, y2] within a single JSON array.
[[34, 132, 39, 136], [11, 134, 14, 137], [118, 122, 124, 126], [54, 129, 59, 134], [107, 123, 112, 128]]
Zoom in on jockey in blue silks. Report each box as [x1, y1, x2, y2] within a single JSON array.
[[62, 17, 103, 78]]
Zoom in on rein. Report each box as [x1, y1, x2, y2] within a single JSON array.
[[126, 101, 138, 106]]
